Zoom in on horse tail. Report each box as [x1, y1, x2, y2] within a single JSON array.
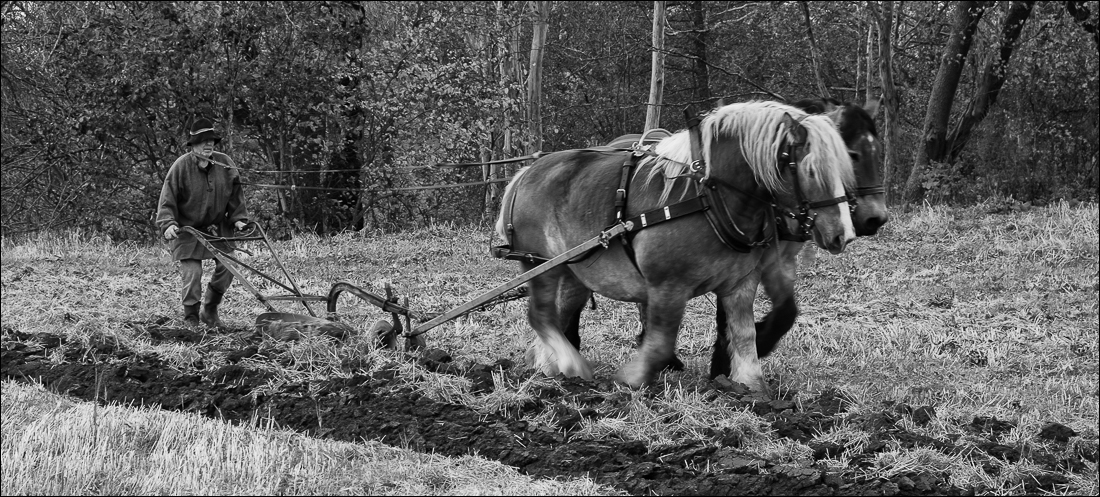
[[495, 166, 532, 243]]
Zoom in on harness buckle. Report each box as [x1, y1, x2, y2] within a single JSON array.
[[615, 188, 627, 219], [799, 209, 817, 235]]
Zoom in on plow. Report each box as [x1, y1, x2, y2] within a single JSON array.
[[180, 219, 631, 349]]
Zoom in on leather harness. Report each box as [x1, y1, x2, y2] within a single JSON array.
[[492, 111, 851, 265]]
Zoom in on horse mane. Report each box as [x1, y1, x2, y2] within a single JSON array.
[[641, 100, 854, 204]]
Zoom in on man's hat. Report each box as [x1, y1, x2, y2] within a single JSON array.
[[186, 118, 222, 146]]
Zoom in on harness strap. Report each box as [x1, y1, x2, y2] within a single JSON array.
[[776, 214, 811, 242], [614, 152, 645, 274], [684, 109, 706, 175], [853, 185, 886, 196], [805, 195, 850, 209], [699, 184, 775, 252], [615, 152, 638, 221], [621, 196, 709, 232]]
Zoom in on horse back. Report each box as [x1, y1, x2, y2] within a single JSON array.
[[502, 149, 628, 255]]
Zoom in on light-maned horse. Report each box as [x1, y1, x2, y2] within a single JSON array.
[[709, 98, 888, 377], [617, 98, 890, 378], [495, 101, 856, 391]]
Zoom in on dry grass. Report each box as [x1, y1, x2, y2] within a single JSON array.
[[1, 381, 616, 496], [2, 199, 1098, 495]]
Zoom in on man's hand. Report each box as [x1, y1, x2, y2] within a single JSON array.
[[235, 221, 248, 231], [164, 225, 179, 240]]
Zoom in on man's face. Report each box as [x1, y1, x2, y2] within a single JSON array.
[[192, 140, 215, 158]]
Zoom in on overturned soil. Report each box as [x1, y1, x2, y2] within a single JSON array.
[[2, 322, 1094, 496]]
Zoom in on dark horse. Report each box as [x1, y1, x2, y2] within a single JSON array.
[[613, 98, 888, 378], [496, 101, 856, 391]]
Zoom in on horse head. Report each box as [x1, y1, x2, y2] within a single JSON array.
[[836, 101, 889, 235], [797, 98, 890, 236], [775, 111, 856, 254]]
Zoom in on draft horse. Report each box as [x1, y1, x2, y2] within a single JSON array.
[[620, 98, 890, 378], [495, 101, 856, 391], [708, 98, 889, 376]]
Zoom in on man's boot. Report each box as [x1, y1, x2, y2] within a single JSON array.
[[183, 304, 201, 328], [200, 289, 226, 329]]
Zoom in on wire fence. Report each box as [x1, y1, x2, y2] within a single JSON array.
[[232, 152, 539, 193]]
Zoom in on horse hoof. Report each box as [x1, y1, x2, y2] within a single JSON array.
[[740, 378, 772, 398], [613, 362, 655, 389], [524, 342, 540, 368], [662, 355, 685, 372]]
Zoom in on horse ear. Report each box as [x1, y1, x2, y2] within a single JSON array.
[[825, 106, 844, 129], [781, 113, 808, 145], [864, 96, 882, 119]]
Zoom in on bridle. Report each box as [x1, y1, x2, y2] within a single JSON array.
[[841, 138, 886, 215], [777, 136, 849, 237], [624, 110, 852, 250]]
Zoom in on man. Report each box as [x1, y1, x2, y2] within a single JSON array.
[[156, 118, 249, 328]]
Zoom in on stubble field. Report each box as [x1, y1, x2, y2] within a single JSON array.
[[2, 200, 1097, 495]]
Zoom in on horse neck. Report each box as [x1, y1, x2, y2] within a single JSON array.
[[706, 148, 775, 227]]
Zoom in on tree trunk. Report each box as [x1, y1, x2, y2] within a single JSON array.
[[506, 1, 524, 177], [904, 1, 991, 204], [645, 0, 667, 132], [491, 1, 516, 210], [946, 1, 1035, 165], [526, 1, 550, 155], [800, 1, 831, 99], [872, 1, 900, 200], [865, 15, 875, 106], [689, 0, 711, 107], [481, 142, 493, 219]]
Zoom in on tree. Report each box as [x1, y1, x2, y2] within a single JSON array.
[[645, 1, 667, 131], [870, 1, 900, 198], [904, 1, 992, 204], [3, 2, 1097, 238], [800, 1, 832, 99], [527, 1, 550, 154], [946, 1, 1036, 165], [688, 0, 712, 106]]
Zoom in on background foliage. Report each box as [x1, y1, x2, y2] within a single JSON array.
[[2, 1, 1097, 241]]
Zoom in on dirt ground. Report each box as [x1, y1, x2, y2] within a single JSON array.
[[2, 322, 1092, 496]]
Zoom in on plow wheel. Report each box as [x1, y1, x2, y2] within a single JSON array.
[[371, 320, 397, 350], [371, 318, 425, 352], [327, 281, 425, 351]]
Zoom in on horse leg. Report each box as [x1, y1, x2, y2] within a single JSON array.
[[614, 290, 687, 388], [560, 283, 592, 351], [523, 266, 594, 380], [710, 244, 800, 378], [563, 306, 583, 350], [636, 302, 686, 371], [717, 270, 770, 394], [710, 304, 732, 379], [755, 243, 801, 358]]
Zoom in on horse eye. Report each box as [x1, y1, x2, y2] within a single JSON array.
[[848, 151, 861, 162]]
